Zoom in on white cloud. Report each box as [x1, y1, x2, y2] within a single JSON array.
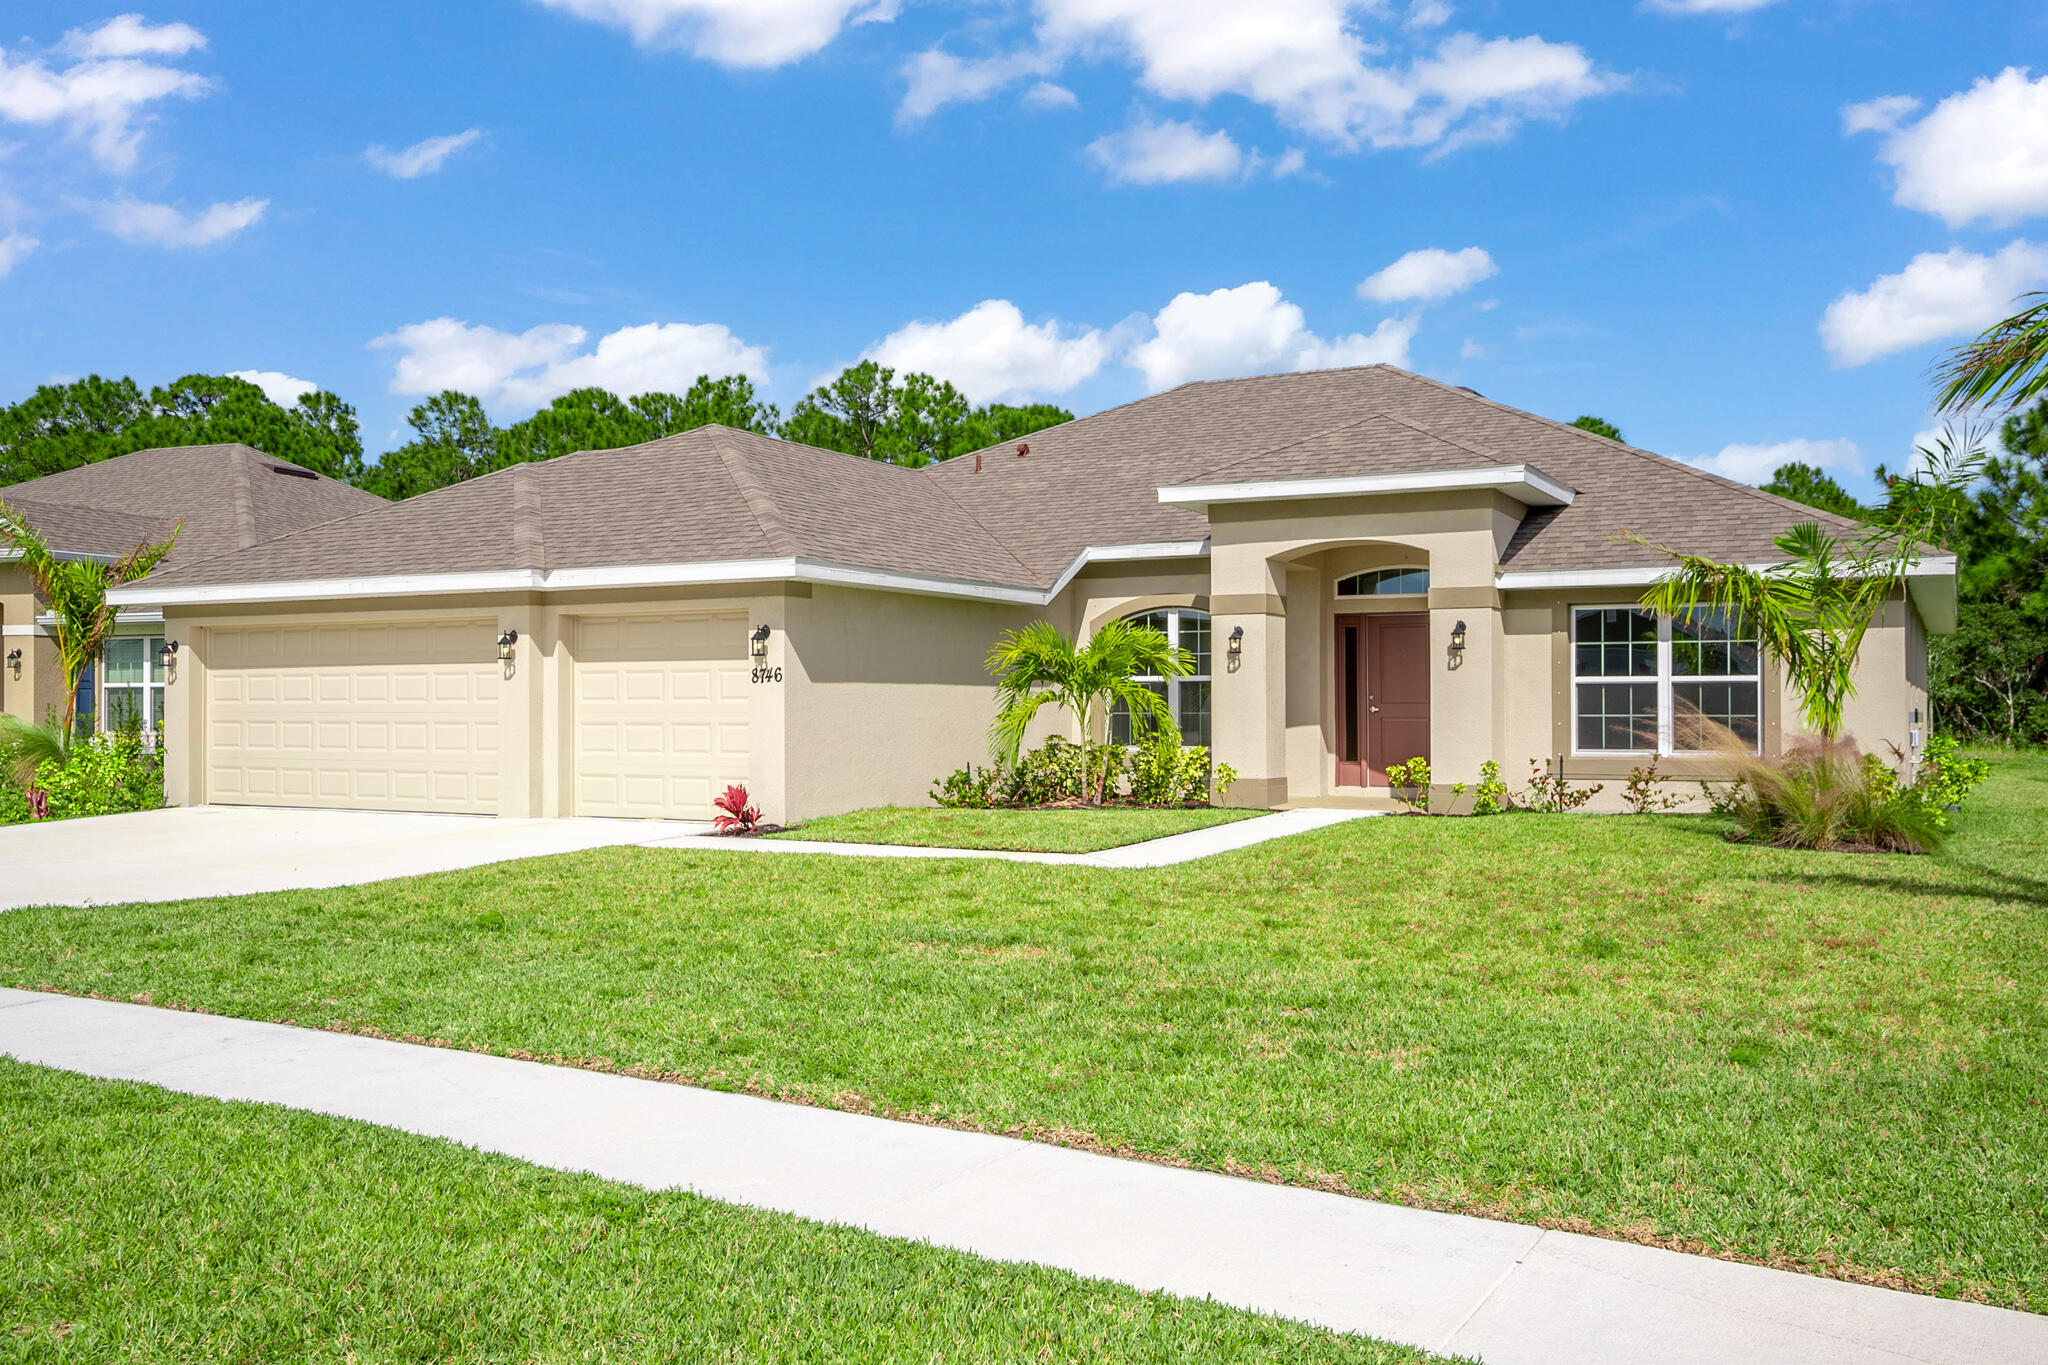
[[83, 196, 267, 247], [1025, 81, 1078, 109], [229, 370, 319, 407], [864, 299, 1110, 402], [1406, 1, 1453, 30], [1088, 116, 1247, 184], [1035, 0, 1618, 152], [365, 128, 484, 179], [533, 0, 896, 68], [1841, 94, 1919, 136], [371, 317, 770, 410], [1687, 437, 1860, 486], [1126, 280, 1415, 390], [1819, 240, 2048, 367], [900, 49, 1056, 121], [1358, 245, 1496, 302], [1640, 0, 1781, 14], [61, 15, 207, 60], [0, 21, 213, 171], [0, 231, 37, 276], [1459, 337, 1485, 360], [1850, 68, 2048, 228]]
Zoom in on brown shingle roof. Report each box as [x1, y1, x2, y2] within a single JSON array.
[[128, 369, 1857, 595], [2, 444, 387, 563], [142, 425, 1036, 589]]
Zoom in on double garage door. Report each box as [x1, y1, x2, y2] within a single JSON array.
[[204, 613, 749, 819]]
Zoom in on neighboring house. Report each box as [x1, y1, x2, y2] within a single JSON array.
[[108, 366, 1953, 821], [1, 444, 386, 742]]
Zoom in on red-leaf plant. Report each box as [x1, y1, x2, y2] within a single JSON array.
[[712, 784, 762, 834]]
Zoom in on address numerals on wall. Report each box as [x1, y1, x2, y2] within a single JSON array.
[[750, 666, 784, 684]]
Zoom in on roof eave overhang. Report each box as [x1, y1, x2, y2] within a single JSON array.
[[1157, 464, 1577, 512], [1496, 555, 1962, 634], [106, 542, 1215, 612]]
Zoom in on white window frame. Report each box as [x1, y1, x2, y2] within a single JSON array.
[[1570, 606, 1761, 757], [1334, 566, 1430, 599], [100, 634, 167, 746], [1110, 607, 1211, 747]]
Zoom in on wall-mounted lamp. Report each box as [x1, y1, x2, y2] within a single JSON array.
[[750, 624, 772, 659], [5, 647, 20, 679], [1227, 625, 1244, 659], [497, 628, 519, 663], [158, 639, 180, 664], [1449, 620, 1468, 652]]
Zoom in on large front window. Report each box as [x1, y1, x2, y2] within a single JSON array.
[[102, 636, 167, 742], [1572, 608, 1760, 755], [1107, 608, 1211, 747]]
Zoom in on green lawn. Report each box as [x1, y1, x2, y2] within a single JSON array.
[[0, 1061, 1435, 1363], [2, 751, 2044, 1309], [768, 804, 1262, 852]]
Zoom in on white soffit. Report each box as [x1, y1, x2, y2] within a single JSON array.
[[1158, 464, 1576, 511]]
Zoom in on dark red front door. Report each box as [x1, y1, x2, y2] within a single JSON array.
[[1367, 613, 1431, 785]]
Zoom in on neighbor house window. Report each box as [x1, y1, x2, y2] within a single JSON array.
[[1571, 607, 1760, 755], [102, 635, 167, 742], [1336, 567, 1429, 597], [1107, 608, 1210, 747]]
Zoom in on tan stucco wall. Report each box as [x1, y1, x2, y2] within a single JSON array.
[[0, 563, 62, 726]]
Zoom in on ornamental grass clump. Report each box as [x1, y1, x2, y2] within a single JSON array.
[[1718, 738, 1946, 854]]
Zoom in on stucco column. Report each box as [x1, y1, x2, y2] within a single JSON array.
[[747, 593, 791, 827], [1427, 587, 1501, 796], [496, 601, 544, 818], [1212, 546, 1288, 809], [163, 621, 205, 808]]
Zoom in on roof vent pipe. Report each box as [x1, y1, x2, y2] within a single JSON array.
[[1016, 442, 1029, 458], [975, 453, 982, 473]]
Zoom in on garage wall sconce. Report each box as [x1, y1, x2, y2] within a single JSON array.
[[158, 640, 179, 664], [5, 647, 20, 679], [1227, 626, 1244, 659], [1449, 620, 1468, 653], [497, 629, 519, 663], [750, 624, 772, 659]]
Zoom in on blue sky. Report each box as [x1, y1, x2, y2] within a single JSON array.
[[1, 2, 2044, 492]]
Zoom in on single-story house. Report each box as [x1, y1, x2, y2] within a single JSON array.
[[104, 365, 1953, 821], [2, 444, 386, 739]]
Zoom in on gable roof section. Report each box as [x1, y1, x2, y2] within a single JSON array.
[[1, 444, 387, 563], [133, 425, 1038, 596]]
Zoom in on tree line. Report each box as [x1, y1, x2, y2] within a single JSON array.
[[0, 360, 1074, 499]]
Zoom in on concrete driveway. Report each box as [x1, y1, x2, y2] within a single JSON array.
[[0, 806, 710, 911]]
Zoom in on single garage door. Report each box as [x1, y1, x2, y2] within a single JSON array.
[[206, 620, 501, 813], [574, 613, 750, 819]]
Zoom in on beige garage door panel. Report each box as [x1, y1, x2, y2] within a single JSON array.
[[575, 613, 749, 819], [207, 620, 501, 814]]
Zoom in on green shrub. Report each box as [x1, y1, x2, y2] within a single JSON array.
[[10, 724, 164, 823], [1518, 760, 1602, 813], [1907, 735, 1992, 823], [1384, 756, 1431, 814], [1623, 759, 1685, 814], [1463, 760, 1508, 815], [930, 763, 1003, 809], [1130, 732, 1227, 806]]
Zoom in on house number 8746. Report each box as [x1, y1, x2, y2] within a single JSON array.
[[751, 666, 783, 684]]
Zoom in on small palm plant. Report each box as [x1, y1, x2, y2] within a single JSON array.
[[985, 619, 1191, 804], [0, 498, 180, 743]]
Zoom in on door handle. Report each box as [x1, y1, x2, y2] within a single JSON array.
[[1369, 705, 1381, 713]]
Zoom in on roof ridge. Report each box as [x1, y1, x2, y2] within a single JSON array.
[[917, 457, 1046, 586], [1380, 367, 1866, 535], [510, 463, 547, 570], [1179, 411, 1386, 484], [228, 447, 259, 551], [711, 432, 797, 557], [1371, 408, 1520, 470]]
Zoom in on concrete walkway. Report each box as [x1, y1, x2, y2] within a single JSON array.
[[1, 989, 2036, 1365], [645, 807, 1378, 867], [0, 805, 711, 912]]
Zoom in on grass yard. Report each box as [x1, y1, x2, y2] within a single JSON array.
[[767, 804, 1262, 852], [1, 750, 2044, 1310], [0, 1061, 1433, 1363]]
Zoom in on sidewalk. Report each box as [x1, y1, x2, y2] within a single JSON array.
[[642, 807, 1378, 867], [1, 989, 2037, 1364]]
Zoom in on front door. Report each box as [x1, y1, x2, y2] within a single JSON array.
[[1334, 611, 1431, 787]]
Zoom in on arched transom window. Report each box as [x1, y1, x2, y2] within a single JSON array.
[[1335, 567, 1429, 597], [1107, 608, 1211, 747]]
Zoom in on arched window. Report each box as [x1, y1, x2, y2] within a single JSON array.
[[1335, 567, 1429, 597], [1107, 608, 1211, 747]]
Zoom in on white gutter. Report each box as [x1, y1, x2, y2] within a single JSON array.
[[1158, 464, 1576, 511], [106, 542, 1215, 612]]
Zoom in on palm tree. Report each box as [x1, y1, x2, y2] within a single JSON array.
[[1627, 426, 1982, 741], [1935, 291, 2048, 413], [0, 498, 180, 740], [985, 619, 1191, 803]]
